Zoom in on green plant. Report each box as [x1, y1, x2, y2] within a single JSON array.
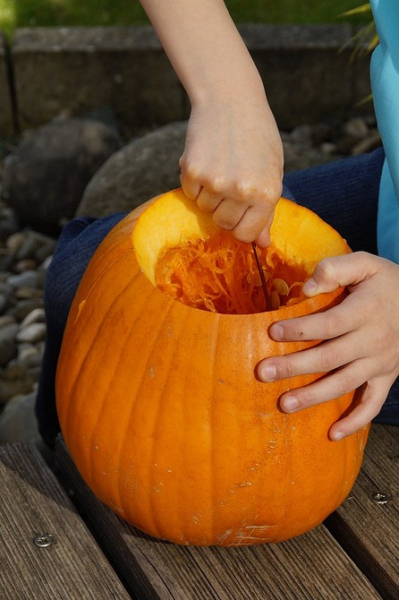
[[341, 3, 378, 57]]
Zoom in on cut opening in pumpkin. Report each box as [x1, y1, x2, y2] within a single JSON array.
[[132, 189, 351, 315], [154, 232, 307, 314]]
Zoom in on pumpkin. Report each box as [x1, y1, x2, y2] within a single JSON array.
[[56, 188, 369, 547]]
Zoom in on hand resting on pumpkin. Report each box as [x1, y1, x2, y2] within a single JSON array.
[[257, 252, 399, 440]]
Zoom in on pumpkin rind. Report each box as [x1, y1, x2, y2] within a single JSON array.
[[56, 189, 369, 546]]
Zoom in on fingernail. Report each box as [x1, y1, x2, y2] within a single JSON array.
[[260, 364, 277, 381], [331, 431, 345, 441], [282, 396, 299, 412], [302, 278, 318, 296]]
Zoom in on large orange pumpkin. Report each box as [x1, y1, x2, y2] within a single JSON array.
[[56, 189, 369, 546]]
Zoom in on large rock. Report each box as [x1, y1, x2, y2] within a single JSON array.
[[2, 117, 123, 235], [76, 121, 187, 217]]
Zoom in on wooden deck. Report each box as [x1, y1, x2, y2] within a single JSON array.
[[1, 424, 398, 599]]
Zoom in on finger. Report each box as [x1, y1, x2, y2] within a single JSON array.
[[329, 378, 389, 440], [180, 170, 202, 200], [269, 294, 364, 342], [258, 333, 366, 383], [232, 205, 275, 245], [278, 358, 376, 414], [196, 187, 223, 213], [303, 252, 379, 297], [212, 198, 246, 231], [255, 210, 275, 248]]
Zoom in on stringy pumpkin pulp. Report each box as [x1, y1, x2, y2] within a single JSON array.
[[155, 231, 307, 314]]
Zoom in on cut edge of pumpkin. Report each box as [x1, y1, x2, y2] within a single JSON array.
[[132, 189, 351, 315]]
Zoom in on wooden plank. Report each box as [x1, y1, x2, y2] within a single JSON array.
[[327, 424, 399, 600], [0, 443, 131, 600], [56, 437, 382, 600]]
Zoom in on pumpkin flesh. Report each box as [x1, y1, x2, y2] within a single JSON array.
[[56, 189, 369, 546]]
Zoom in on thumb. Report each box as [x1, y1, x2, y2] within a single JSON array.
[[302, 252, 376, 297]]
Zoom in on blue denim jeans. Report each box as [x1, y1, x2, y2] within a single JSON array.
[[36, 147, 398, 445]]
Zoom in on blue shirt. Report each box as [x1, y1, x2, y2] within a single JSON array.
[[370, 0, 399, 262]]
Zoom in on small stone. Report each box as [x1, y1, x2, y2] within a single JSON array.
[[0, 205, 20, 242], [0, 248, 13, 271], [0, 271, 10, 283], [0, 323, 19, 366], [321, 142, 337, 156], [0, 284, 17, 315], [14, 287, 43, 300], [34, 239, 57, 263], [7, 298, 44, 321], [0, 392, 42, 445], [17, 322, 46, 344], [342, 117, 369, 140], [20, 307, 45, 328], [6, 231, 26, 254], [290, 124, 313, 144], [2, 362, 28, 381], [0, 379, 35, 406], [17, 342, 37, 361], [0, 293, 10, 315], [351, 130, 382, 156], [17, 343, 43, 370], [8, 270, 42, 289], [15, 231, 42, 261], [38, 255, 53, 273], [15, 258, 38, 272], [0, 315, 16, 327]]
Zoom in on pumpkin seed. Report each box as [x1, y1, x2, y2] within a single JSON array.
[[246, 272, 262, 287], [271, 290, 280, 310], [273, 278, 290, 296]]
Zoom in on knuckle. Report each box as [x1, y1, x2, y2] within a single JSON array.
[[213, 213, 235, 230], [322, 311, 344, 338], [295, 387, 316, 408], [204, 174, 226, 195], [233, 229, 253, 244], [178, 153, 187, 169], [234, 180, 256, 201], [181, 161, 201, 183], [371, 327, 387, 352], [235, 179, 282, 204], [333, 372, 356, 397], [314, 257, 338, 284], [278, 360, 297, 380], [317, 345, 340, 372]]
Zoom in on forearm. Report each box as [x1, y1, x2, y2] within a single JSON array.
[[139, 0, 266, 106], [139, 0, 283, 246]]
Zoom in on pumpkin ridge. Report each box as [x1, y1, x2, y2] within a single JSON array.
[[58, 256, 147, 495], [65, 272, 137, 491], [72, 248, 136, 325], [91, 270, 179, 519], [150, 307, 220, 542], [116, 299, 180, 538]]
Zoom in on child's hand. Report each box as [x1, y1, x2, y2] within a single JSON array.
[[179, 96, 284, 247], [257, 252, 399, 439]]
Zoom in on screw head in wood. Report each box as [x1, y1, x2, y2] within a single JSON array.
[[33, 533, 55, 547], [371, 492, 391, 505]]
